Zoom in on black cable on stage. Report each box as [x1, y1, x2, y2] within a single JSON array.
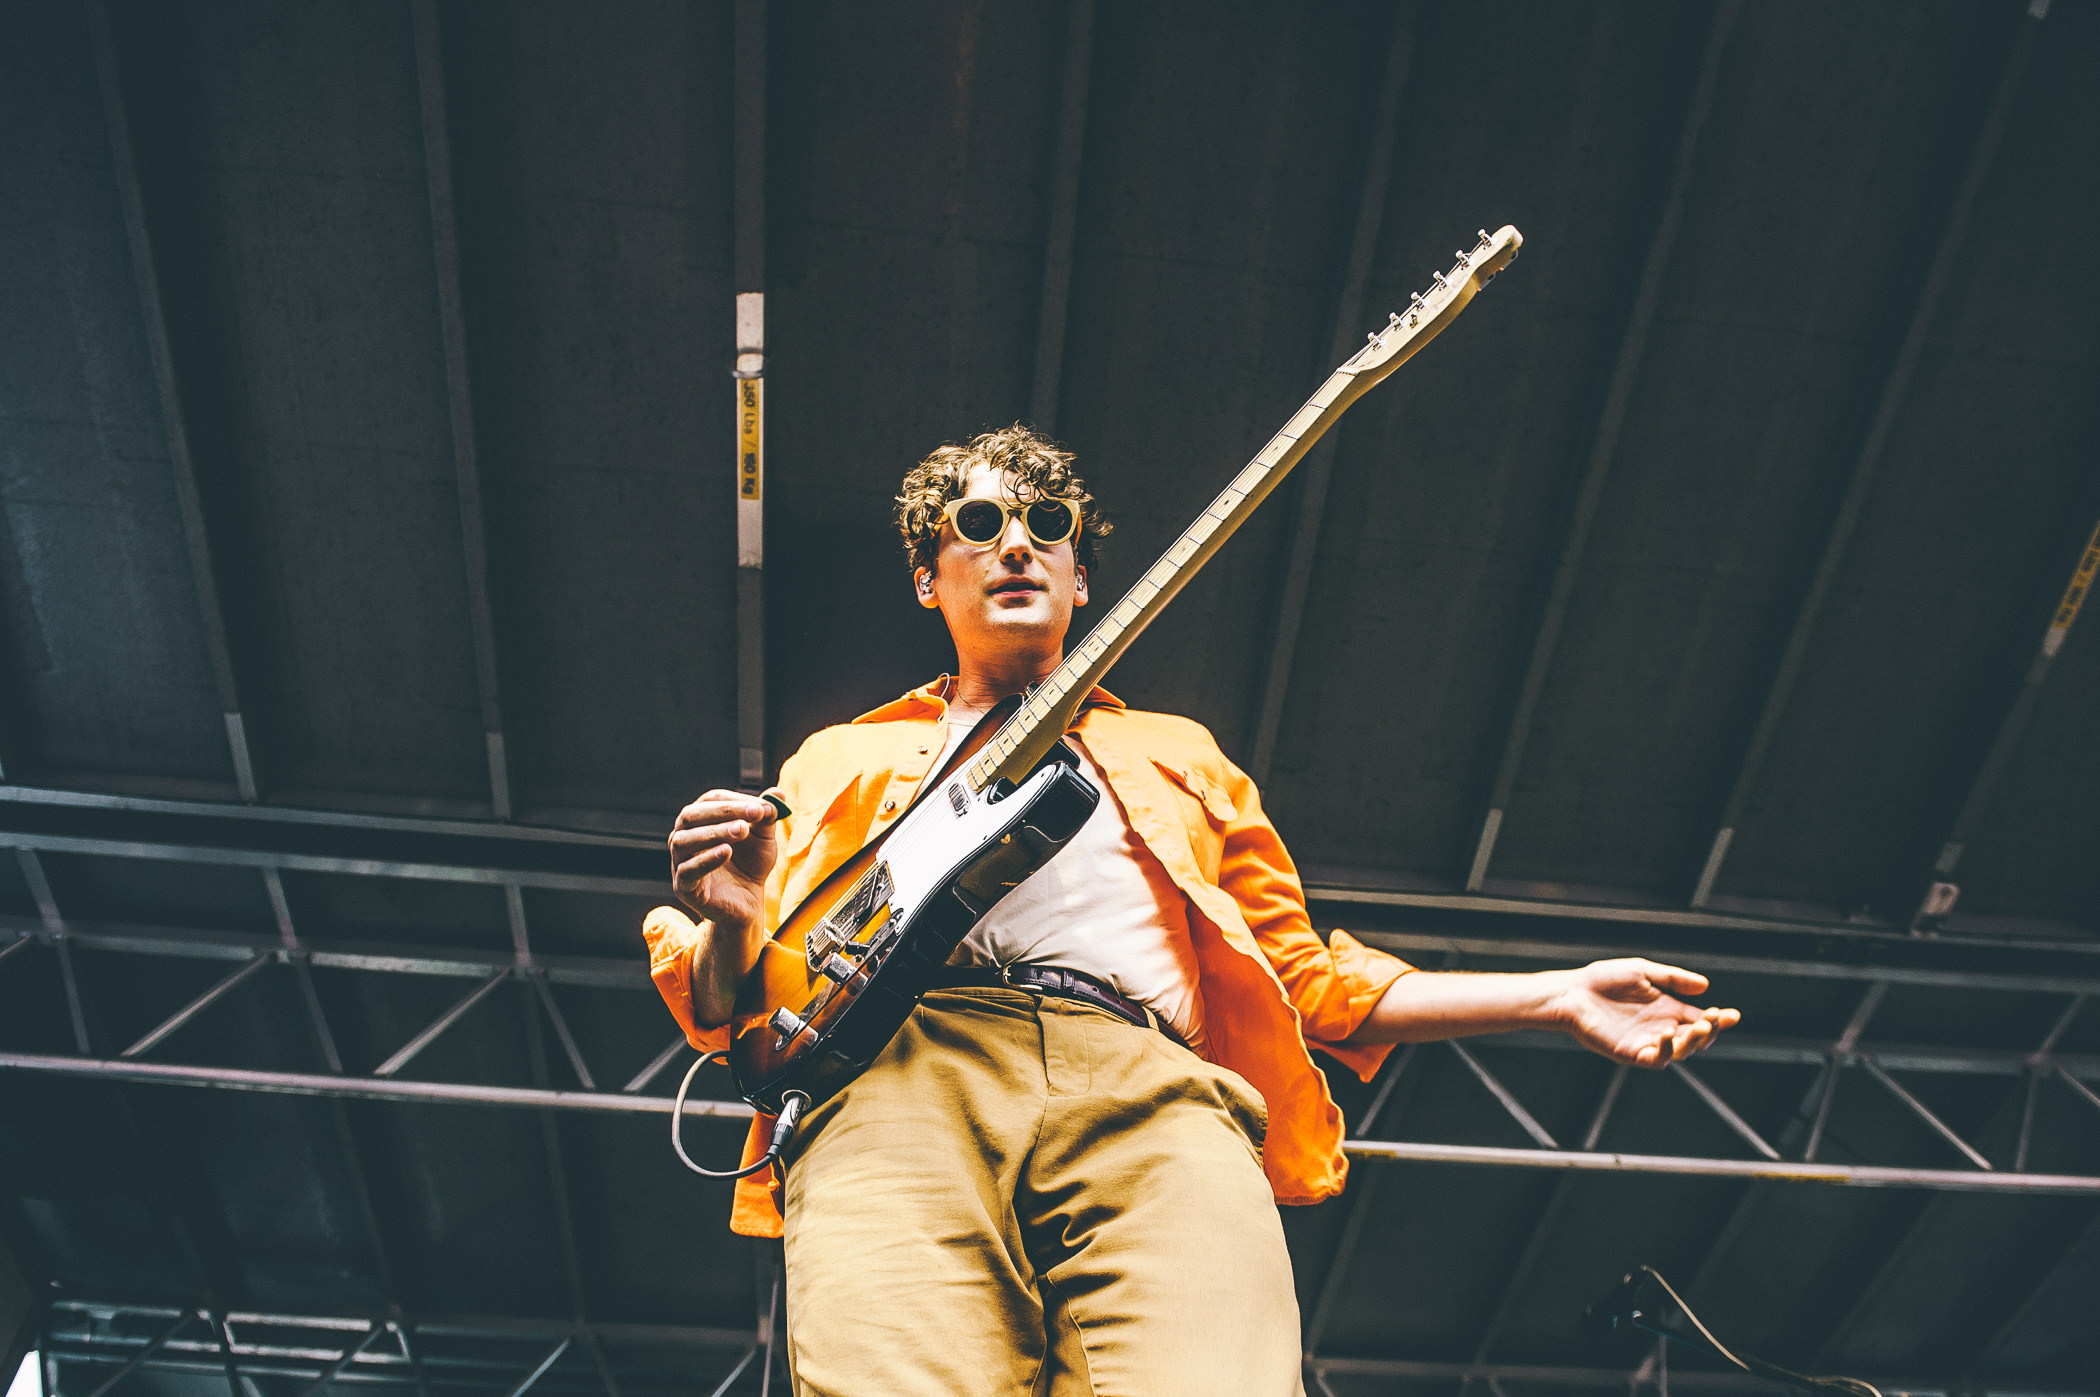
[[1586, 1265, 1883, 1397]]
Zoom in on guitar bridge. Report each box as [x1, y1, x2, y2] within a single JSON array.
[[806, 862, 894, 972]]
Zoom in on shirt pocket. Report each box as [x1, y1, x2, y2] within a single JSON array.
[[1151, 758, 1237, 823], [780, 773, 861, 863], [1151, 758, 1234, 882]]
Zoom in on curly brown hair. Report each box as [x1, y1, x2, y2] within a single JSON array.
[[894, 424, 1111, 574]]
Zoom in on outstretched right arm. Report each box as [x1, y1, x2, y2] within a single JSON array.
[[667, 789, 784, 1027]]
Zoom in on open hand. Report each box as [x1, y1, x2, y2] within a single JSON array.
[[1552, 958, 1739, 1068]]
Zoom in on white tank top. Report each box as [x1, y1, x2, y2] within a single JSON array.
[[941, 724, 1207, 1051]]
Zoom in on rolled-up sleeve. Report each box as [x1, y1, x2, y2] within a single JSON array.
[[641, 748, 818, 1054], [1214, 756, 1414, 1081]]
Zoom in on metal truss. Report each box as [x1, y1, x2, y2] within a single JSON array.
[[4, 916, 2098, 1195], [39, 1299, 2099, 1397], [39, 1302, 751, 1397]]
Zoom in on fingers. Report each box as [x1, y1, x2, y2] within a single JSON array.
[[674, 790, 777, 830], [1634, 959, 1710, 997], [669, 819, 760, 858]]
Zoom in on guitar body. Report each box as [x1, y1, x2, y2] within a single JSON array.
[[729, 697, 1100, 1111], [726, 224, 1522, 1115]]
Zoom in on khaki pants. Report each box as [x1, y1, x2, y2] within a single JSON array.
[[780, 988, 1305, 1396]]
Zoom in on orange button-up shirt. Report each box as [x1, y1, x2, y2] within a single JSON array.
[[643, 678, 1415, 1237]]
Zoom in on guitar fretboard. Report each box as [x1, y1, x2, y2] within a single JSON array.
[[965, 365, 1358, 792], [960, 223, 1519, 792]]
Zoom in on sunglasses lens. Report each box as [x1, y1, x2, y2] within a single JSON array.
[[1026, 501, 1075, 545], [951, 499, 1006, 543]]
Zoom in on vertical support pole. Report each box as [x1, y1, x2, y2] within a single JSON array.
[[1028, 0, 1095, 437], [412, 0, 513, 820], [1691, 1, 2044, 907], [1465, 0, 1742, 889], [1248, 0, 1415, 783], [1914, 515, 2100, 926], [733, 0, 768, 795], [88, 0, 258, 802]]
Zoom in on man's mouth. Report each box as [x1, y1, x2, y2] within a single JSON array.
[[990, 579, 1043, 596]]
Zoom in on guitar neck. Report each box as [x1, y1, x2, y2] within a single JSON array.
[[965, 363, 1364, 793], [964, 223, 1522, 793]]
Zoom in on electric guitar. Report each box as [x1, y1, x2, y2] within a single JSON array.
[[730, 225, 1524, 1111]]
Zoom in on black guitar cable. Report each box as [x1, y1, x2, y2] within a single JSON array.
[[1587, 1265, 1883, 1397], [671, 1050, 811, 1179]]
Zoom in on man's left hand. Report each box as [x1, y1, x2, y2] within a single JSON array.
[[1552, 958, 1740, 1068]]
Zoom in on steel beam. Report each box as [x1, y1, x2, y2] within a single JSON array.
[[6, 781, 2092, 956], [1689, 5, 2043, 907], [1302, 1044, 1423, 1357], [1247, 0, 1416, 784], [1340, 922, 2100, 998], [1027, 0, 1095, 436], [0, 825, 657, 900], [81, 1314, 192, 1397], [410, 0, 512, 820], [518, 978, 621, 1397], [0, 1053, 765, 1119], [372, 973, 509, 1077], [1305, 1353, 2089, 1397], [623, 1035, 690, 1094], [18, 911, 2100, 1084], [1464, 0, 1742, 890], [120, 953, 272, 1059], [207, 1310, 248, 1397], [37, 903, 2100, 1004], [1917, 516, 2100, 926], [733, 0, 767, 793], [527, 970, 596, 1091], [1336, 1139, 2098, 1194], [503, 1340, 568, 1397], [1961, 1208, 2100, 1381], [1670, 1062, 1780, 1161], [86, 2, 258, 802], [50, 1301, 752, 1352], [1461, 1064, 1628, 1370], [274, 882, 429, 1397], [293, 1323, 383, 1397], [1446, 1040, 1557, 1147], [1859, 1056, 1993, 1170], [16, 849, 62, 933]]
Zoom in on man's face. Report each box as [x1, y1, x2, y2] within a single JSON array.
[[914, 464, 1089, 663]]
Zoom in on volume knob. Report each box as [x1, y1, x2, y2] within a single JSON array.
[[768, 1006, 810, 1041], [818, 953, 857, 984]]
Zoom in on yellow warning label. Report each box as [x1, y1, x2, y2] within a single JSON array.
[[2044, 518, 2100, 657], [738, 377, 763, 502]]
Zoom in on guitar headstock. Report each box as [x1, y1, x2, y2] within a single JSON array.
[[1345, 224, 1522, 379]]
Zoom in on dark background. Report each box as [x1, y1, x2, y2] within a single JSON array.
[[1, 0, 2096, 1394]]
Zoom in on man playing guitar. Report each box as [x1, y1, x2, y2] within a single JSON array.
[[644, 425, 1739, 1396]]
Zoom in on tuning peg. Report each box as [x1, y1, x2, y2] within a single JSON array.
[[1475, 228, 1492, 250], [1454, 250, 1470, 266], [1366, 330, 1382, 345]]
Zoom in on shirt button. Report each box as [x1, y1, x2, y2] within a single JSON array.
[[883, 800, 897, 812]]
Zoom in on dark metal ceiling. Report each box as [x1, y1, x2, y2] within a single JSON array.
[[3, 0, 2098, 1394]]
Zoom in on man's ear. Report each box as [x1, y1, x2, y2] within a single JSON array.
[[1072, 563, 1089, 607], [913, 565, 940, 609]]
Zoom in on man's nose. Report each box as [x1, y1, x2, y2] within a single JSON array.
[[998, 516, 1033, 561]]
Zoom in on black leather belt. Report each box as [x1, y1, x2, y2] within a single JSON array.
[[928, 963, 1185, 1047]]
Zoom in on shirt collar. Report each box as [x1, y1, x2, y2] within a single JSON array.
[[850, 673, 1125, 725]]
